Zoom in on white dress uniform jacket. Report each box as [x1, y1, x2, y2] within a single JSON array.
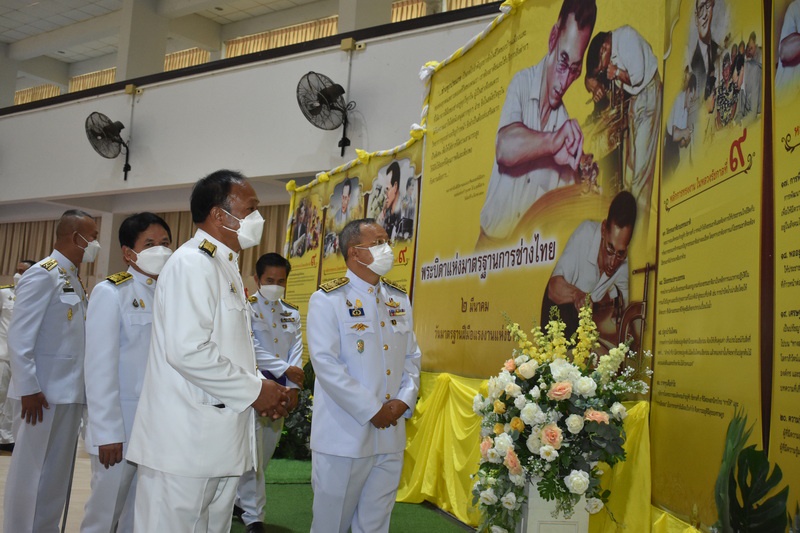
[[8, 251, 87, 403], [126, 230, 263, 478], [0, 285, 16, 444], [84, 267, 154, 454], [308, 270, 421, 458], [251, 296, 303, 387]]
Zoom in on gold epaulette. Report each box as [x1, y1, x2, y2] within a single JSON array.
[[319, 277, 349, 293], [281, 299, 298, 310], [248, 295, 258, 303], [39, 258, 58, 271], [381, 277, 407, 294], [199, 239, 216, 257], [106, 271, 133, 285], [0, 284, 12, 290]]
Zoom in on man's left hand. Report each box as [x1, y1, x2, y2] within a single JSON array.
[[287, 389, 300, 411], [385, 399, 409, 425]]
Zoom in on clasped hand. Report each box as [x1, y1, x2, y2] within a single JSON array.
[[370, 399, 408, 429]]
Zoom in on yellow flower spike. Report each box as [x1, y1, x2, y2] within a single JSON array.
[[317, 172, 330, 183], [355, 149, 371, 165], [285, 180, 297, 192]]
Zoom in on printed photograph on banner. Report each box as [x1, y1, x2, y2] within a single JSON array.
[[366, 158, 419, 243], [652, 0, 764, 527], [323, 177, 364, 258], [414, 0, 661, 378], [288, 194, 323, 259], [770, 0, 800, 511]]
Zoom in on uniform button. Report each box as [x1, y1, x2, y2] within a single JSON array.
[[380, 321, 385, 327], [385, 394, 390, 400], [376, 297, 380, 303], [383, 344, 388, 351], [274, 338, 278, 343], [368, 288, 374, 294], [386, 369, 391, 376], [146, 278, 153, 285], [271, 308, 275, 313], [272, 323, 277, 328], [228, 253, 233, 261]]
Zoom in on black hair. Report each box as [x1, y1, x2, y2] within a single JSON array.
[[607, 191, 637, 231], [20, 259, 35, 267], [342, 177, 352, 195], [56, 209, 94, 238], [256, 252, 291, 278], [687, 72, 697, 92], [339, 218, 376, 260], [387, 161, 401, 189], [190, 169, 246, 223], [586, 31, 610, 78], [557, 0, 597, 33], [119, 212, 172, 249]]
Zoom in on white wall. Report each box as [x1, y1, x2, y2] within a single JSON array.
[[0, 14, 492, 224]]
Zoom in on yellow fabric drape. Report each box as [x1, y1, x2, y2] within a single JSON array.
[[14, 84, 61, 106], [392, 0, 427, 22], [225, 17, 338, 59], [164, 48, 210, 72], [0, 218, 100, 287], [651, 508, 702, 533], [69, 68, 116, 93]]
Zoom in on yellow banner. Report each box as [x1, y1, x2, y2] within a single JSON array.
[[414, 0, 662, 378], [770, 0, 800, 510], [652, 0, 764, 526]]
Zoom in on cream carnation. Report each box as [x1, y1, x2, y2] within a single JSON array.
[[479, 487, 499, 505], [530, 385, 541, 399], [539, 445, 558, 462], [500, 492, 518, 510], [585, 497, 604, 514], [486, 448, 502, 464], [549, 358, 580, 382], [520, 402, 544, 426], [610, 402, 628, 420]]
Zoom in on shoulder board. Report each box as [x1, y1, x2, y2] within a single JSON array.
[[319, 277, 349, 293], [381, 278, 407, 294], [248, 295, 258, 303], [39, 258, 58, 271], [106, 271, 133, 285], [199, 239, 217, 257], [280, 299, 298, 311], [0, 284, 12, 290]]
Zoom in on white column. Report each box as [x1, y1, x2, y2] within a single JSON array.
[[116, 0, 169, 81], [338, 0, 394, 33], [0, 44, 19, 108]]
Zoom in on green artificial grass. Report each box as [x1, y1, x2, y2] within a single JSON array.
[[230, 459, 473, 532]]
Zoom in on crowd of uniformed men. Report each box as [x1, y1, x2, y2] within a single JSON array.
[[0, 169, 422, 533]]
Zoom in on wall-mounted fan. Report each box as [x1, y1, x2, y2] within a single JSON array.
[[85, 111, 132, 180], [297, 71, 357, 157]]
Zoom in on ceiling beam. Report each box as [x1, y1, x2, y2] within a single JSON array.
[[8, 11, 121, 62], [168, 14, 222, 51], [18, 56, 70, 87], [157, 0, 222, 18]]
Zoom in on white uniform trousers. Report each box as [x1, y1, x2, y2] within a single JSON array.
[[235, 416, 284, 525], [0, 361, 13, 443], [80, 454, 138, 533], [310, 451, 403, 533], [3, 403, 83, 533], [133, 466, 238, 533]]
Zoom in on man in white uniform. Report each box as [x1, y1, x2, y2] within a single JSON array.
[[308, 218, 422, 533], [234, 252, 304, 533], [479, 0, 597, 241], [81, 212, 173, 533], [126, 170, 289, 533], [0, 260, 34, 452], [4, 210, 99, 533], [586, 26, 662, 213], [542, 191, 637, 339]]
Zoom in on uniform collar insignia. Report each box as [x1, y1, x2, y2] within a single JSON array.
[[385, 298, 400, 308]]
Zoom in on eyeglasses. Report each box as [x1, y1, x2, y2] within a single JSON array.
[[602, 237, 627, 261], [355, 238, 393, 248]]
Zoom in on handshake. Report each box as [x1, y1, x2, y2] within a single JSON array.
[[251, 380, 291, 419]]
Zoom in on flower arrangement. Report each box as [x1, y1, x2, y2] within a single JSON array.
[[472, 304, 651, 532]]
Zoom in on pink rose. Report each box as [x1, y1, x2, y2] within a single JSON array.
[[547, 381, 573, 401], [504, 448, 523, 476], [541, 423, 563, 450], [584, 409, 610, 424], [480, 436, 493, 460], [504, 359, 517, 372]]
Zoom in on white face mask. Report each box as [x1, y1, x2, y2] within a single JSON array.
[[357, 242, 394, 276], [258, 284, 285, 302], [221, 209, 264, 250], [78, 233, 101, 263], [132, 246, 173, 276], [13, 273, 22, 284]]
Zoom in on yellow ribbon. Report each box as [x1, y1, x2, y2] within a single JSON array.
[[355, 149, 371, 165], [410, 125, 426, 140], [317, 172, 330, 183], [285, 180, 296, 192], [500, 0, 524, 13]]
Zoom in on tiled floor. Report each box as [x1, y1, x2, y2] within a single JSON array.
[[0, 441, 93, 531]]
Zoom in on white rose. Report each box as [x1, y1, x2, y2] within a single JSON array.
[[611, 402, 628, 420], [520, 402, 542, 426], [508, 473, 526, 487], [514, 395, 527, 410], [526, 432, 541, 453], [486, 448, 503, 464], [504, 382, 522, 398], [585, 497, 604, 514], [574, 376, 597, 397], [539, 445, 558, 462], [565, 414, 585, 434], [500, 492, 517, 510], [514, 355, 529, 366], [564, 470, 591, 495], [490, 526, 509, 533], [479, 488, 498, 505], [530, 386, 541, 399], [493, 433, 514, 456], [517, 361, 538, 379]]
